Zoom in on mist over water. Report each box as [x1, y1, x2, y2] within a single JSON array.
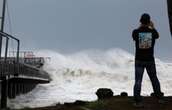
[[9, 48, 172, 109]]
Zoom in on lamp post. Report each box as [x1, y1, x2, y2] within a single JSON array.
[[0, 0, 7, 59]]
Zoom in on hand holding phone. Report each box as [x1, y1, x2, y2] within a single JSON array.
[[149, 21, 154, 29]]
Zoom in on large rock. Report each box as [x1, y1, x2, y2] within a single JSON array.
[[96, 88, 113, 100], [120, 92, 128, 97]]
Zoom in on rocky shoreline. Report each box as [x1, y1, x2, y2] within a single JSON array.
[[10, 95, 172, 110]]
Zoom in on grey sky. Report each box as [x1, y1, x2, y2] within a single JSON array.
[[3, 0, 172, 60]]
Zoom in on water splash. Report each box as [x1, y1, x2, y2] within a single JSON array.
[[9, 48, 172, 109]]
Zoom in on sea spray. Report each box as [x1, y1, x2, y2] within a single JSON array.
[[9, 48, 172, 109]]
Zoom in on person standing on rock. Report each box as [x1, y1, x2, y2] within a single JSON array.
[[132, 13, 164, 107]]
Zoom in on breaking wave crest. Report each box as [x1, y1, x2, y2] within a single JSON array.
[[9, 48, 172, 109]]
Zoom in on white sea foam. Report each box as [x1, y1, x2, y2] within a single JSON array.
[[8, 48, 172, 109]]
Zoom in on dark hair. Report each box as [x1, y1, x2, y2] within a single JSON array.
[[140, 13, 151, 25]]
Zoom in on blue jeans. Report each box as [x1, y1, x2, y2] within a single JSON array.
[[134, 60, 162, 102]]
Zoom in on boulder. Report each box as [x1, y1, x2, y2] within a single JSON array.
[[120, 92, 128, 97], [96, 88, 113, 100]]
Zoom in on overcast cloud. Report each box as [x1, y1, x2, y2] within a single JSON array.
[[3, 0, 172, 60]]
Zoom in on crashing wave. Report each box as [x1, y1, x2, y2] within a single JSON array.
[[8, 48, 172, 109]]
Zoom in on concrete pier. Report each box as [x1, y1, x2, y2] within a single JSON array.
[[0, 60, 51, 109]]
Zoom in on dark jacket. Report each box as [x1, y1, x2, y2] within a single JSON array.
[[132, 26, 159, 61]]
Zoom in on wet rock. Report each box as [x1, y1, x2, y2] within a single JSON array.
[[64, 103, 73, 106], [120, 92, 128, 97], [96, 88, 113, 100], [151, 92, 164, 97], [74, 100, 87, 105]]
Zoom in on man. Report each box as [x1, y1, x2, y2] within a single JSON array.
[[132, 13, 163, 106]]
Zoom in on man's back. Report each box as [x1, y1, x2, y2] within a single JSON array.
[[133, 13, 163, 106], [132, 26, 159, 61]]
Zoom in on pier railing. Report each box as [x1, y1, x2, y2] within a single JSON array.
[[0, 59, 50, 80], [0, 28, 50, 109]]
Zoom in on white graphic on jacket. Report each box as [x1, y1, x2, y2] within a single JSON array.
[[138, 32, 152, 49]]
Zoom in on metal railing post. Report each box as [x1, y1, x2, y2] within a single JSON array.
[[0, 31, 20, 76], [0, 0, 7, 59], [4, 37, 9, 63], [1, 37, 9, 109], [14, 39, 20, 76], [0, 31, 20, 109]]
